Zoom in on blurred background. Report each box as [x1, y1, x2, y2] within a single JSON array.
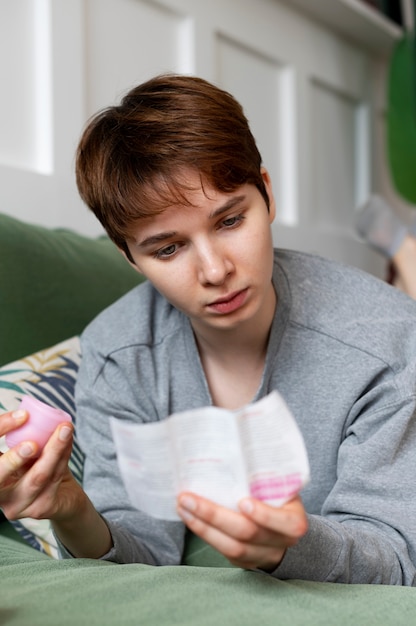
[[0, 0, 414, 279]]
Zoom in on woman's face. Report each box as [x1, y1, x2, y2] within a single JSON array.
[[124, 168, 277, 338]]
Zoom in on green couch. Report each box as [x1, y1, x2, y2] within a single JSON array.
[[1, 213, 416, 625]]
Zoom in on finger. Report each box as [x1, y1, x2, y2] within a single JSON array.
[[238, 496, 308, 540], [0, 409, 28, 437], [0, 441, 38, 512], [43, 421, 74, 457], [27, 422, 74, 488], [176, 495, 287, 570], [177, 493, 262, 542], [3, 424, 74, 519], [0, 440, 38, 479]]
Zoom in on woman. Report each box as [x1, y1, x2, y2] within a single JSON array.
[[2, 74, 416, 584]]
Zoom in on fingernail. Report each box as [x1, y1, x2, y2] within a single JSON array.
[[179, 496, 196, 512], [12, 409, 26, 421], [239, 499, 254, 514], [59, 426, 72, 442], [19, 442, 36, 458], [178, 507, 194, 522]]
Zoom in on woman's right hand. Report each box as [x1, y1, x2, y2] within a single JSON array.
[[0, 408, 81, 523], [0, 409, 113, 559]]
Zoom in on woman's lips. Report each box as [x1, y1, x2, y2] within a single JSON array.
[[208, 289, 248, 314]]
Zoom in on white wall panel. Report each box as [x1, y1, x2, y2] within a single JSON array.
[[216, 34, 298, 231], [310, 79, 370, 231], [85, 0, 194, 115], [216, 36, 282, 201], [0, 0, 52, 173]]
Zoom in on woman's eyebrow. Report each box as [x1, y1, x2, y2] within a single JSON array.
[[209, 195, 246, 219], [136, 195, 247, 248], [136, 231, 177, 248]]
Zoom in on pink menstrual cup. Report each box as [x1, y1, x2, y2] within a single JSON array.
[[6, 395, 72, 454]]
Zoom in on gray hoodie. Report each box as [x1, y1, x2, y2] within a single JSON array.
[[71, 249, 416, 585]]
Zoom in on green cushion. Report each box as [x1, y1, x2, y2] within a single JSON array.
[[1, 531, 416, 626], [0, 213, 143, 366]]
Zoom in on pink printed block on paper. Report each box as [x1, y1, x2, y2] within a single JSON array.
[[250, 473, 303, 502]]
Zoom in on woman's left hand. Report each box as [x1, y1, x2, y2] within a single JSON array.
[[177, 492, 307, 571]]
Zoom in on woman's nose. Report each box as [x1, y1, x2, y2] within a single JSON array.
[[197, 243, 233, 285]]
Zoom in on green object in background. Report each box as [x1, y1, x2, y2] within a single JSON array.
[[387, 29, 416, 205]]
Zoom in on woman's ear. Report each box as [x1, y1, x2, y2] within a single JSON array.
[[261, 168, 276, 223]]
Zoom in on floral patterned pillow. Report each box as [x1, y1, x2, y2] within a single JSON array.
[[0, 336, 82, 558]]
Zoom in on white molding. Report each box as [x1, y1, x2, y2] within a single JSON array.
[[401, 0, 414, 31], [34, 0, 53, 174], [280, 0, 403, 54]]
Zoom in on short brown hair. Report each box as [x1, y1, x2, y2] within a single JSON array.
[[76, 74, 269, 255]]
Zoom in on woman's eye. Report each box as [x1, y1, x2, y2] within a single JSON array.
[[221, 215, 245, 228], [155, 244, 177, 259]]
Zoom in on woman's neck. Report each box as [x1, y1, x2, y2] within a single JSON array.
[[192, 288, 277, 409]]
